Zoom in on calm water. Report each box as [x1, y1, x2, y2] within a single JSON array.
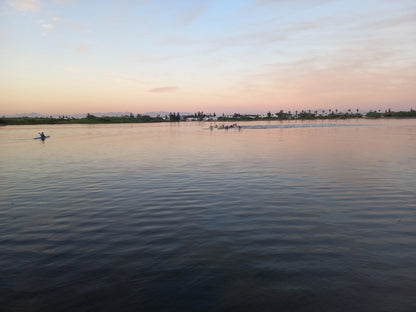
[[1, 119, 415, 312]]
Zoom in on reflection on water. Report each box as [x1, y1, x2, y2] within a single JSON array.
[[236, 122, 371, 129], [1, 119, 416, 311]]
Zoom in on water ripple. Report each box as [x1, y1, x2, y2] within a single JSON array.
[[1, 120, 415, 311]]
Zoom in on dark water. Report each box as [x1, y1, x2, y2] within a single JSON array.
[[1, 120, 415, 311]]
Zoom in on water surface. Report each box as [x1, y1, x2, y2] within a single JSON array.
[[1, 119, 415, 311]]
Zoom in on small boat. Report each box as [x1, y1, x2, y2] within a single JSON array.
[[212, 123, 241, 130], [34, 136, 50, 140]]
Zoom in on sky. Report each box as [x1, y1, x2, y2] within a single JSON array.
[[1, 0, 415, 115]]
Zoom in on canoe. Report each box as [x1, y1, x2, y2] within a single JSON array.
[[34, 136, 50, 140]]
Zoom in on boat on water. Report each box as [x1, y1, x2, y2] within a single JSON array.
[[209, 123, 241, 130], [34, 132, 50, 140], [34, 136, 50, 140]]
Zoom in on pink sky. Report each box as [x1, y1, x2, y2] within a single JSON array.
[[1, 0, 415, 115]]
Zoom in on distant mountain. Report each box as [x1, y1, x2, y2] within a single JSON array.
[[72, 112, 133, 118], [3, 112, 134, 118], [5, 111, 209, 118], [145, 111, 170, 117], [4, 112, 48, 118]]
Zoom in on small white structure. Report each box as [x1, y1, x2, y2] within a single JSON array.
[[203, 116, 218, 121]]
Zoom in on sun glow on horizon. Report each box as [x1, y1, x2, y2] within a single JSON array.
[[1, 0, 415, 115]]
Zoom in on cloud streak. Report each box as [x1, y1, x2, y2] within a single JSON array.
[[149, 86, 179, 93], [8, 0, 41, 11]]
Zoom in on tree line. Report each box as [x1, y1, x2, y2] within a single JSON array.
[[1, 109, 415, 125]]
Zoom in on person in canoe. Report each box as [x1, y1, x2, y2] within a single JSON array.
[[39, 131, 46, 140]]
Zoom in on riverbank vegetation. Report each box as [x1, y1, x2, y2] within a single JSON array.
[[1, 109, 415, 125]]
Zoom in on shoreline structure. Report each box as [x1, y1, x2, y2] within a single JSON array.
[[1, 109, 415, 125]]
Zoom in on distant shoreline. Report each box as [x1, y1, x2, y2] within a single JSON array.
[[1, 110, 415, 125]]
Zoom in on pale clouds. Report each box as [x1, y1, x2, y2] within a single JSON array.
[[361, 10, 416, 30], [38, 15, 87, 36], [234, 37, 416, 109], [2, 0, 415, 114], [149, 86, 179, 93], [221, 29, 286, 47], [41, 23, 52, 30], [8, 0, 41, 11], [39, 19, 54, 36]]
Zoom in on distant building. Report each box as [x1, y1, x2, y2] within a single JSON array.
[[203, 116, 218, 121]]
